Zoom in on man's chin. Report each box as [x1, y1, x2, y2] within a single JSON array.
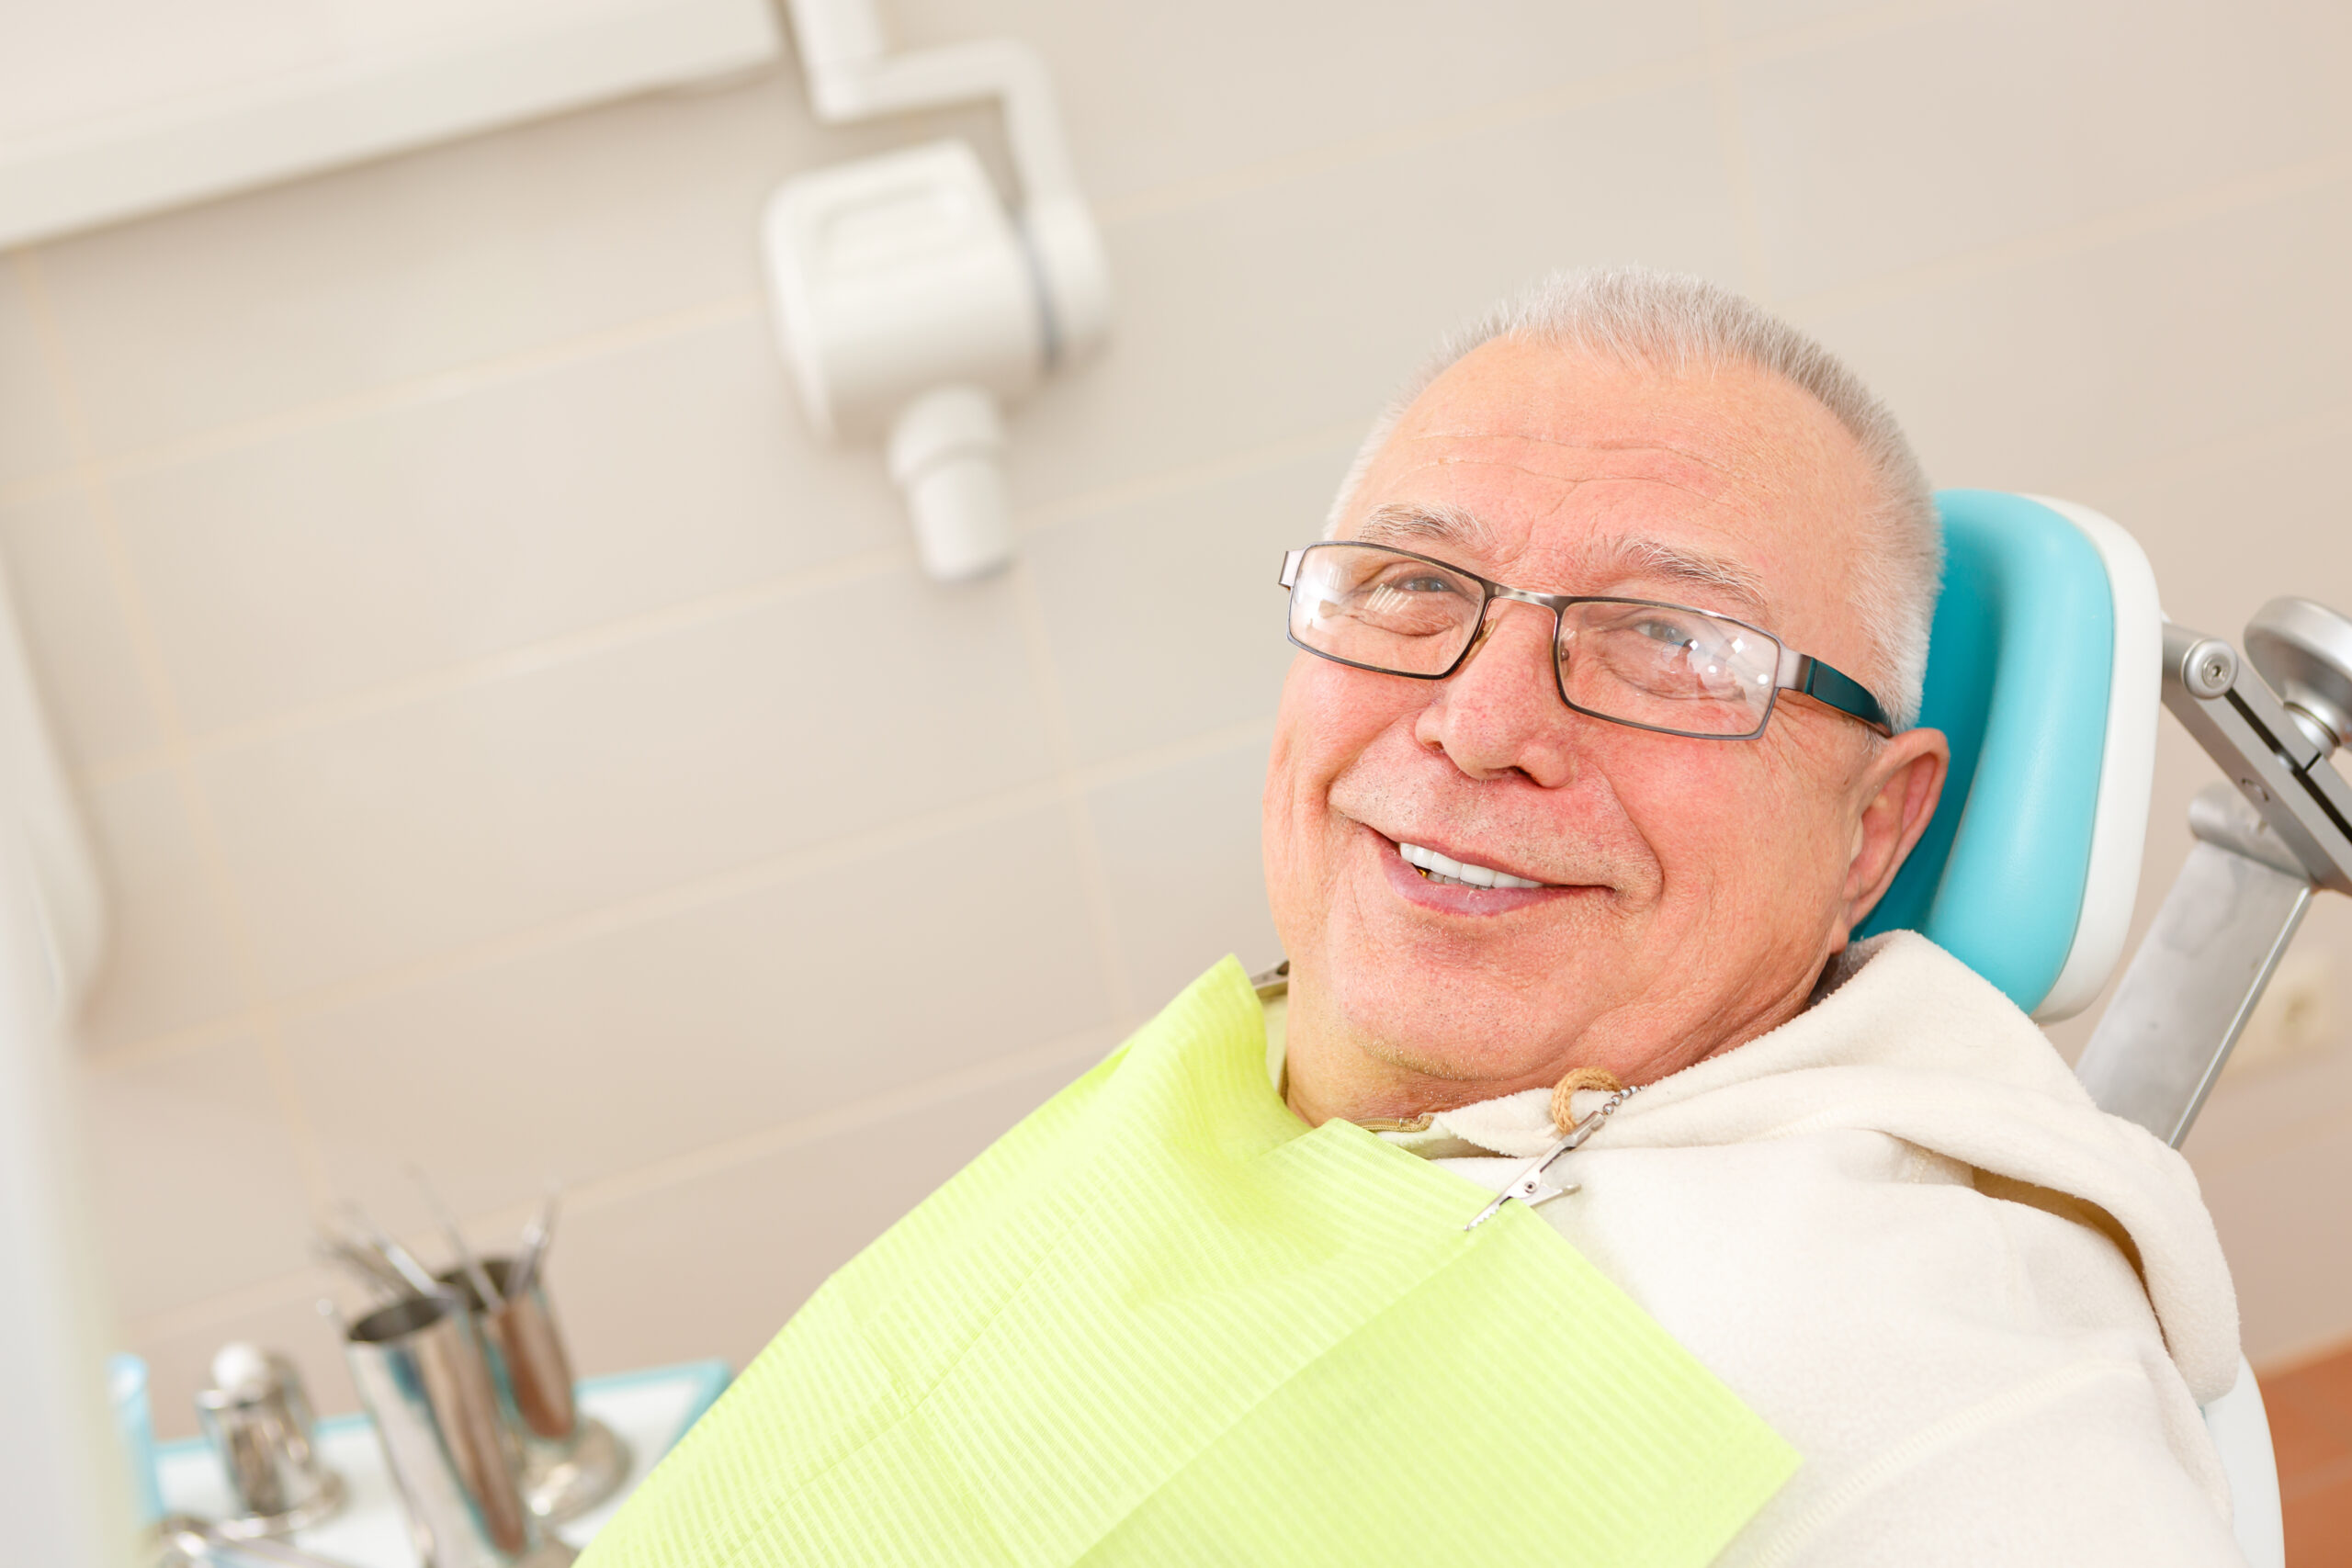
[[1318, 951, 1593, 1091]]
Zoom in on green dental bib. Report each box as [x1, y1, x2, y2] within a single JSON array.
[[583, 959, 1796, 1568]]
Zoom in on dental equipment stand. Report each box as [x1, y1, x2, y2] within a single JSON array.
[[2077, 597, 2352, 1146]]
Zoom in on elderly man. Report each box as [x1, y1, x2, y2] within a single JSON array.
[[585, 271, 2242, 1567]]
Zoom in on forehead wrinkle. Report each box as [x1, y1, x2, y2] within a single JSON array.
[[1360, 455, 1755, 553], [1356, 426, 1806, 622], [1394, 425, 1786, 504], [1372, 458, 1774, 582], [1469, 462, 1749, 521]]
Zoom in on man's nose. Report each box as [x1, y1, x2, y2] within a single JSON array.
[[1412, 601, 1583, 784]]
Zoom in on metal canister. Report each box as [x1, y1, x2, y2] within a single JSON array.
[[439, 1258, 628, 1525], [193, 1345, 346, 1538], [345, 1293, 574, 1568]]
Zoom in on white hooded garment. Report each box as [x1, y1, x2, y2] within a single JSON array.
[[1272, 930, 2245, 1566]]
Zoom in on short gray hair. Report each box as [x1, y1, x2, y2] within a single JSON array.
[[1329, 267, 1941, 730]]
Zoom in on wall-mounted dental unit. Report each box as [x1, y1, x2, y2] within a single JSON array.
[[763, 0, 1113, 581]]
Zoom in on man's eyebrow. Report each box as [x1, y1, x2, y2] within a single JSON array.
[[1347, 502, 1496, 555], [1346, 507, 1773, 614], [1594, 535, 1772, 614]]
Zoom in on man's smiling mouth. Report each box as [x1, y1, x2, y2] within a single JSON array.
[[1396, 840, 1553, 889]]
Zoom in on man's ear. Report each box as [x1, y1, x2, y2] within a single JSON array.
[[1838, 728, 1951, 939]]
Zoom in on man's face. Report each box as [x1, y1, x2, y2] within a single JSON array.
[[1264, 339, 1947, 1117]]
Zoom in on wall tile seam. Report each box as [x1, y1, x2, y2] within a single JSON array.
[[82, 1011, 266, 1076], [131, 1031, 2329, 1352], [115, 1020, 1115, 1344], [85, 770, 1069, 1059], [13, 126, 2336, 545], [1783, 147, 2352, 325], [22, 68, 1589, 496], [0, 3, 1988, 493], [67, 542, 918, 788], [29, 245, 1350, 519], [5, 289, 764, 496], [1006, 557, 1137, 1027], [49, 351, 2349, 793], [1012, 419, 1369, 545], [22, 343, 2336, 796], [32, 277, 2352, 1055], [1727, 0, 2003, 70], [557, 1022, 1113, 1213], [16, 253, 300, 1087], [118, 1265, 345, 1349], [14, 251, 346, 1211], [87, 649, 344, 1203], [6, 254, 187, 737], [1088, 50, 1716, 231], [1085, 0, 1993, 232], [0, 0, 2265, 518], [8, 259, 292, 1134], [0, 461, 86, 514], [59, 419, 1353, 784], [76, 715, 1274, 1064]]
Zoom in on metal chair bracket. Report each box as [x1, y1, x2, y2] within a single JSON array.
[[2077, 603, 2352, 1145]]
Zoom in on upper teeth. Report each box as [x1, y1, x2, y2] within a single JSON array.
[[1398, 842, 1546, 889]]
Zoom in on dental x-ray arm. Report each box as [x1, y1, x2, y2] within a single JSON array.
[[2075, 600, 2352, 1146], [780, 0, 1109, 367], [765, 0, 1113, 581]]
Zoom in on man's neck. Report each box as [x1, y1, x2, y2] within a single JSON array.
[[1277, 988, 1563, 1129], [1279, 964, 1829, 1129]]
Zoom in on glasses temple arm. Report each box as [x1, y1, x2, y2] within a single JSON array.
[[1778, 649, 1895, 735]]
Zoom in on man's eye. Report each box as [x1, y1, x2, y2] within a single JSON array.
[[1357, 570, 1472, 608], [1631, 615, 1704, 648]]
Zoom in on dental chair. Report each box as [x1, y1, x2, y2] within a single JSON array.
[[1858, 489, 2352, 1568]]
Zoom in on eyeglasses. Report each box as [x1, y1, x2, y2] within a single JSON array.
[[1278, 541, 1893, 740]]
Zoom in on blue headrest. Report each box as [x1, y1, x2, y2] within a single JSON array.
[[1857, 491, 2159, 1019]]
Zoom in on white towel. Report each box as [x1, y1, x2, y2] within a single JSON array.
[[1364, 931, 2246, 1567]]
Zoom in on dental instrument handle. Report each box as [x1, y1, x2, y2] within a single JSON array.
[[343, 1204, 449, 1301], [308, 1238, 406, 1299], [318, 1213, 433, 1299], [508, 1186, 561, 1299], [409, 1165, 503, 1311]]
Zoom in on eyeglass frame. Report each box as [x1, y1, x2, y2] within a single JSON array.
[[1276, 541, 1894, 741]]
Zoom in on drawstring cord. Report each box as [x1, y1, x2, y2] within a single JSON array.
[[1549, 1066, 1625, 1134]]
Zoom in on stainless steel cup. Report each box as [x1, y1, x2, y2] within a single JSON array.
[[194, 1348, 346, 1537], [440, 1258, 628, 1524], [345, 1293, 575, 1568]]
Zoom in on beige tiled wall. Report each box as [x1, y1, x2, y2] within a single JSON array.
[[4, 0, 2349, 1437]]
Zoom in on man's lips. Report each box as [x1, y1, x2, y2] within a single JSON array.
[[1359, 824, 1596, 915]]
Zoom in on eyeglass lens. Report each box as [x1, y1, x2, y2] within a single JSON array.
[[1286, 542, 1782, 738]]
